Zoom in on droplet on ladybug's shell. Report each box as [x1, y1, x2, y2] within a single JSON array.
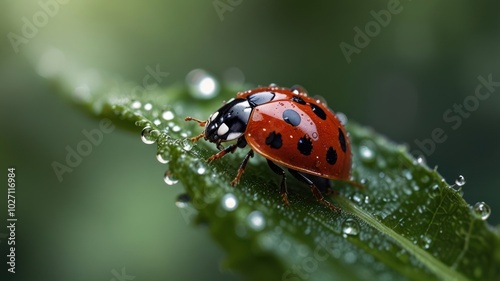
[[290, 84, 308, 96], [186, 69, 219, 99], [336, 112, 348, 125], [313, 95, 328, 106]]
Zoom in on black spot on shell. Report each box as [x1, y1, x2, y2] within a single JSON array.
[[297, 135, 313, 155], [283, 109, 301, 126], [310, 103, 327, 120], [292, 96, 306, 105], [326, 147, 337, 165], [338, 128, 346, 152], [265, 131, 283, 149]]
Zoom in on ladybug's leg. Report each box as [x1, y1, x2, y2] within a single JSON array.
[[207, 143, 238, 162], [208, 137, 247, 162], [306, 175, 333, 195], [267, 160, 290, 206], [230, 150, 254, 186], [288, 169, 340, 213]]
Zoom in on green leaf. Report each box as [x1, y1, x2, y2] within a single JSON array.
[[52, 69, 500, 281]]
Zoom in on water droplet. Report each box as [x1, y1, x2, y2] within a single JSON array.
[[420, 175, 430, 184], [313, 95, 328, 106], [141, 127, 159, 144], [455, 175, 466, 187], [223, 67, 245, 85], [164, 170, 179, 185], [153, 119, 161, 126], [352, 194, 363, 203], [180, 139, 193, 151], [342, 218, 360, 237], [156, 151, 170, 164], [336, 112, 348, 125], [420, 235, 432, 249], [416, 156, 426, 165], [196, 165, 206, 175], [186, 69, 219, 99], [247, 211, 266, 231], [359, 145, 376, 163], [175, 193, 191, 208], [143, 102, 153, 111], [162, 110, 175, 120], [221, 193, 238, 211], [131, 100, 142, 109], [473, 202, 491, 220], [403, 169, 413, 181], [172, 125, 181, 132]]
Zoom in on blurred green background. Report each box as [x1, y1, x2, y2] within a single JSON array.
[[1, 1, 499, 280]]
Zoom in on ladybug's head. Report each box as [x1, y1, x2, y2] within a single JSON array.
[[204, 98, 251, 143]]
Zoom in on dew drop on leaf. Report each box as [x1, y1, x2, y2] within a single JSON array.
[[473, 202, 491, 220], [341, 218, 360, 237], [359, 145, 376, 163], [175, 193, 191, 208], [190, 161, 207, 175], [163, 170, 179, 185], [131, 100, 141, 109], [352, 194, 363, 204], [247, 210, 266, 231], [141, 127, 159, 144], [162, 110, 175, 121], [410, 150, 426, 164], [143, 102, 153, 111], [455, 175, 466, 187], [172, 125, 181, 132], [180, 139, 193, 151], [156, 150, 170, 164], [221, 193, 238, 211]]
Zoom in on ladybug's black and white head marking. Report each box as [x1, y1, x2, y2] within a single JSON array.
[[204, 98, 251, 143], [203, 92, 276, 144]]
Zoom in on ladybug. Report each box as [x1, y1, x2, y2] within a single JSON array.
[[185, 85, 360, 211]]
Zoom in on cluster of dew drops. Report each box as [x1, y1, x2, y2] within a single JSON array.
[[137, 69, 222, 185], [134, 68, 268, 232], [355, 137, 491, 222]]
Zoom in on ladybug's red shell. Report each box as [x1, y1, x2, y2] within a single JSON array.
[[239, 87, 351, 180]]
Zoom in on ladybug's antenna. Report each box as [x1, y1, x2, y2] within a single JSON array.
[[184, 116, 206, 127]]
